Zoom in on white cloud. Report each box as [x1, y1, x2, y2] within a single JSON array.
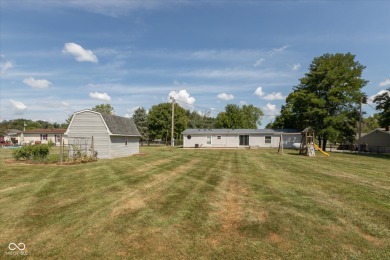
[[269, 45, 289, 56], [263, 92, 285, 100], [61, 101, 70, 107], [0, 60, 13, 75], [369, 89, 390, 103], [240, 100, 247, 106], [23, 77, 52, 88], [168, 89, 195, 109], [253, 58, 265, 67], [292, 63, 301, 71], [190, 49, 264, 62], [10, 99, 27, 113], [63, 43, 98, 63], [124, 106, 141, 118], [180, 68, 288, 80], [89, 92, 111, 101], [254, 87, 265, 97], [217, 93, 234, 101], [263, 103, 279, 119], [379, 78, 390, 87]]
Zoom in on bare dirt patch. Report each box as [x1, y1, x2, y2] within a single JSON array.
[[354, 226, 385, 247], [268, 232, 283, 243]]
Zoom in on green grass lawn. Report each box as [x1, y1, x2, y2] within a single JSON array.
[[1, 147, 389, 259]]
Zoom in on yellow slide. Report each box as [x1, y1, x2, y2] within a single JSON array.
[[313, 143, 330, 156]]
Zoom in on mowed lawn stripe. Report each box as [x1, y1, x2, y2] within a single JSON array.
[[238, 150, 390, 258], [0, 147, 389, 259]]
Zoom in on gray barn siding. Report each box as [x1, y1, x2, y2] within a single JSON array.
[[109, 136, 139, 159], [67, 111, 110, 159]]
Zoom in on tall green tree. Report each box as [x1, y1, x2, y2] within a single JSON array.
[[92, 104, 115, 115], [373, 88, 390, 128], [216, 104, 263, 129], [132, 107, 149, 145], [147, 103, 188, 143], [241, 104, 264, 128], [362, 114, 380, 133], [272, 53, 367, 150], [266, 103, 297, 129], [186, 111, 217, 129]]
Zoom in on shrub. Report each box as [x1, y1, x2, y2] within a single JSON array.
[[13, 146, 33, 160], [32, 144, 50, 161], [12, 144, 50, 161]]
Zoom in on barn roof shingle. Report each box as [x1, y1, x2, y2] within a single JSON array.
[[100, 113, 140, 136]]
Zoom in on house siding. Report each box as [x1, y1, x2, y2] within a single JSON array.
[[109, 136, 139, 159], [66, 111, 110, 159], [359, 130, 390, 153], [22, 133, 67, 146], [183, 131, 301, 149]]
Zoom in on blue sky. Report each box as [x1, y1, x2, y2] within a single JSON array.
[[1, 0, 389, 126]]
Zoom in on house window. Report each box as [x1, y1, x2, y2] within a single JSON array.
[[265, 136, 272, 144], [125, 137, 128, 145], [217, 136, 221, 139], [187, 135, 192, 140], [40, 134, 48, 140], [239, 135, 249, 146]]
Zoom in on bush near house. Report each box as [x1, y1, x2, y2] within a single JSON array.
[[12, 144, 50, 161]]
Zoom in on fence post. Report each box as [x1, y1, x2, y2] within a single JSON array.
[[91, 136, 94, 158], [60, 139, 63, 165]]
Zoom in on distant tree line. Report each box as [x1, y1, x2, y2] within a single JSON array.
[[0, 119, 67, 136], [1, 102, 264, 146], [132, 103, 264, 145]]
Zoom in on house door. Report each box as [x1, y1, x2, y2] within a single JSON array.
[[239, 135, 249, 146], [206, 135, 212, 146]]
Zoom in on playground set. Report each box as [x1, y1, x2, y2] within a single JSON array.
[[278, 127, 329, 156]]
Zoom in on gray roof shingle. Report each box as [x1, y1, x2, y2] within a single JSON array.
[[100, 113, 140, 136]]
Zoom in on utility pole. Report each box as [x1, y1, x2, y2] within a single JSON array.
[[358, 96, 363, 154], [170, 96, 175, 147]]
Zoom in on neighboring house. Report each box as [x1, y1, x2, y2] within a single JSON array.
[[0, 129, 22, 145], [182, 129, 301, 148], [22, 128, 67, 146], [358, 127, 390, 153], [65, 109, 140, 159]]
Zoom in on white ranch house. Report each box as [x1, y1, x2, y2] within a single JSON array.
[[65, 110, 140, 159], [22, 128, 68, 146], [182, 129, 301, 149]]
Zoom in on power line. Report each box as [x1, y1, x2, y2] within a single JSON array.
[[365, 103, 379, 112]]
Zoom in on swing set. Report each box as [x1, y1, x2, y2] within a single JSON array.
[[278, 127, 329, 156]]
